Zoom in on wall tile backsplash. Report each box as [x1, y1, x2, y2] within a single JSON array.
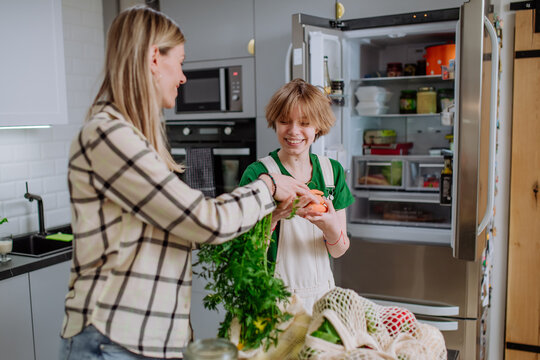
[[0, 0, 104, 236]]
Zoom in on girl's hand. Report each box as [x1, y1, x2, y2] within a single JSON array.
[[298, 197, 339, 232], [299, 198, 350, 258]]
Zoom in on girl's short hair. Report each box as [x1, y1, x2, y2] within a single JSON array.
[[265, 79, 335, 139]]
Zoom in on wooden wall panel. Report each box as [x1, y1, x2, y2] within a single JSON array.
[[514, 10, 540, 51], [507, 9, 540, 355]]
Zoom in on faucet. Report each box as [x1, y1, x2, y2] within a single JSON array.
[[24, 182, 46, 236]]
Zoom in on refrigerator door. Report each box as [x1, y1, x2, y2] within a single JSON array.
[[291, 14, 344, 156], [335, 238, 482, 319], [453, 0, 499, 261]]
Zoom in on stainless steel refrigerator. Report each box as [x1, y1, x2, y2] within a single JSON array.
[[290, 0, 498, 358]]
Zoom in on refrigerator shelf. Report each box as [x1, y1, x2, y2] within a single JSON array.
[[355, 113, 442, 118], [353, 75, 452, 84]]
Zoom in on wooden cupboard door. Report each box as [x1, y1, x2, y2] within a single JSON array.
[[507, 9, 540, 357], [514, 10, 540, 51], [505, 349, 540, 360]]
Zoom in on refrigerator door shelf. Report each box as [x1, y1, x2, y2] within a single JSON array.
[[348, 223, 450, 246], [366, 297, 459, 317]]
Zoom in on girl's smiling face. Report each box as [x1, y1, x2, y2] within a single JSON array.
[[276, 105, 318, 157]]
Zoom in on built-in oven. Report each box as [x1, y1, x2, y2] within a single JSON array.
[[166, 119, 256, 196], [164, 57, 255, 121]]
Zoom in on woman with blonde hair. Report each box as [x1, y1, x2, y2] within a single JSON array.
[[59, 7, 316, 360], [240, 78, 354, 315]]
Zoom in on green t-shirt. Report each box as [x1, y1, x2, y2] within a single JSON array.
[[239, 149, 355, 264]]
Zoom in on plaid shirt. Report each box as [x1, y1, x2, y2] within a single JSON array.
[[61, 106, 275, 358]]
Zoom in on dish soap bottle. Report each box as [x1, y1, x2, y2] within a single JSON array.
[[323, 56, 332, 95], [440, 154, 453, 206]]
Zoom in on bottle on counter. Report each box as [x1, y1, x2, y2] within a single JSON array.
[[323, 56, 332, 95], [440, 154, 453, 206], [417, 86, 437, 114]]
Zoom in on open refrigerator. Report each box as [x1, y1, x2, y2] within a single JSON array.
[[291, 0, 498, 358]]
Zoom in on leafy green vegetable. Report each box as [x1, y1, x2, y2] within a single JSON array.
[[195, 214, 292, 351], [286, 198, 300, 220], [310, 318, 342, 345], [0, 218, 7, 226]]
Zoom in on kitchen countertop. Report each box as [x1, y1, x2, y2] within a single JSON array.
[[0, 249, 71, 281]]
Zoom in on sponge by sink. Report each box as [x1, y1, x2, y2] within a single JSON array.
[[45, 233, 73, 242]]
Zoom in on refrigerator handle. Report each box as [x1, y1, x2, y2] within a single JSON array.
[[476, 16, 499, 236], [285, 43, 293, 83], [453, 0, 486, 261]]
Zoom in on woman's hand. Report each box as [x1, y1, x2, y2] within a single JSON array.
[[269, 195, 295, 231], [259, 173, 318, 208]]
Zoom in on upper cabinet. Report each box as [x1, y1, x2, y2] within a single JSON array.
[[0, 0, 68, 127], [160, 0, 255, 62]]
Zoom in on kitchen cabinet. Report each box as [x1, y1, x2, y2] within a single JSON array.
[[506, 9, 540, 360], [338, 0, 464, 19], [160, 0, 254, 62], [30, 261, 71, 360], [0, 274, 35, 360], [0, 259, 70, 360], [0, 0, 67, 126], [191, 250, 225, 340]]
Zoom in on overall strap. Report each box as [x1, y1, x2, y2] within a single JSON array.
[[259, 156, 281, 174], [317, 155, 335, 200], [317, 155, 334, 188]]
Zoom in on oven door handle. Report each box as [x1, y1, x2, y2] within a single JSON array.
[[170, 148, 251, 156], [219, 67, 226, 111]]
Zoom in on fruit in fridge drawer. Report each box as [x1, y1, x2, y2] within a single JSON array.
[[381, 307, 418, 336], [359, 174, 390, 186]]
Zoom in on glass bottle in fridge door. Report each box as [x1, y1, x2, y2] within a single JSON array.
[[440, 154, 453, 206], [323, 56, 332, 95]]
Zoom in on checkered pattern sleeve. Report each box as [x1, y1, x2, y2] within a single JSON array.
[[73, 115, 275, 245]]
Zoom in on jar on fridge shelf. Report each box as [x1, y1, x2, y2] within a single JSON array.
[[399, 90, 417, 114], [331, 79, 345, 106], [437, 88, 454, 112], [417, 86, 437, 114], [386, 62, 403, 77], [416, 59, 426, 75], [403, 63, 416, 76]]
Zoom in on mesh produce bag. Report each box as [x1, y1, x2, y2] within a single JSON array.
[[298, 287, 447, 360]]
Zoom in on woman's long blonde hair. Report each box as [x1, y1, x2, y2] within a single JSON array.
[[88, 5, 184, 172]]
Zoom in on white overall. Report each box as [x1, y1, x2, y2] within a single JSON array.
[[259, 155, 335, 315]]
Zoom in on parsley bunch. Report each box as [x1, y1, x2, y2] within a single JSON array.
[[196, 214, 292, 350]]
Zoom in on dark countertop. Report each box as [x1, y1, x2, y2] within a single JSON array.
[[0, 224, 72, 281], [0, 249, 72, 281]]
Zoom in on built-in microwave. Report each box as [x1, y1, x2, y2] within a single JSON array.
[[164, 57, 255, 120]]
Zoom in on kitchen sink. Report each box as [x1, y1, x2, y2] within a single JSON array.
[[11, 226, 73, 258]]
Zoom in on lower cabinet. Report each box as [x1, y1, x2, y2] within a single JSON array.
[[0, 260, 71, 360], [30, 261, 71, 360], [0, 274, 35, 360]]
